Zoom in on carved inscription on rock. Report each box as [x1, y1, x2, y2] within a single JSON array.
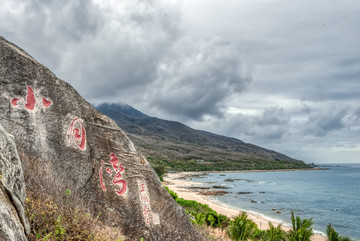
[[66, 118, 86, 150], [139, 181, 160, 225], [10, 85, 52, 110], [99, 153, 127, 196]]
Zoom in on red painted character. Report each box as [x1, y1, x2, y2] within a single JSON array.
[[99, 166, 106, 191], [140, 194, 149, 203], [109, 153, 127, 196], [140, 183, 145, 192], [99, 153, 127, 196], [143, 204, 151, 216], [42, 97, 52, 107], [25, 86, 36, 110], [11, 85, 52, 109], [11, 98, 21, 106], [67, 118, 86, 150]]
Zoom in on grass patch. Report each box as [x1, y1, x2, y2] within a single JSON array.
[[25, 190, 125, 240]]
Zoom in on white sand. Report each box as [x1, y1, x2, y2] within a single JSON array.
[[164, 172, 327, 241]]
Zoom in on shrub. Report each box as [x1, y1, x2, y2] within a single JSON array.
[[288, 211, 313, 241], [164, 186, 179, 200], [152, 164, 167, 181], [164, 186, 229, 229], [218, 214, 230, 229], [262, 222, 287, 241], [194, 212, 206, 225], [326, 224, 352, 241], [327, 224, 340, 241], [226, 212, 257, 241]]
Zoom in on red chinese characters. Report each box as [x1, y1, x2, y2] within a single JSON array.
[[42, 97, 52, 107], [66, 118, 86, 150], [11, 98, 21, 106], [24, 86, 36, 110], [139, 182, 153, 224], [99, 165, 106, 192], [99, 153, 127, 196], [11, 85, 52, 110]]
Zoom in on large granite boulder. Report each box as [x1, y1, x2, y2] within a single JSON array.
[[0, 36, 203, 240], [0, 123, 29, 240]]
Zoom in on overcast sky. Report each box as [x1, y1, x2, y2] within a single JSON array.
[[1, 0, 359, 163]]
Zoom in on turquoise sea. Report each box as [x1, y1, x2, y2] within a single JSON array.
[[191, 164, 360, 240]]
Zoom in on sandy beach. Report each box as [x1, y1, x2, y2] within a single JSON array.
[[164, 172, 327, 241]]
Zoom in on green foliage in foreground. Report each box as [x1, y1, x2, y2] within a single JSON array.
[[226, 212, 257, 241], [327, 224, 352, 241], [164, 186, 229, 229], [164, 186, 353, 241], [254, 222, 287, 241], [288, 211, 313, 241]]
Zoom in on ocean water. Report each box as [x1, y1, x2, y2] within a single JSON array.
[[191, 164, 360, 240]]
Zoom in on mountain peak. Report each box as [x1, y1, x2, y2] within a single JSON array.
[[96, 103, 149, 119], [96, 103, 309, 171]]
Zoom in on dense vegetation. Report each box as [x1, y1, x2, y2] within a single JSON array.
[[148, 156, 310, 173], [326, 224, 352, 241], [164, 186, 352, 241]]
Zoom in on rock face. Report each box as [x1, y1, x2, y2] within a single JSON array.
[[0, 36, 203, 240], [0, 124, 29, 240]]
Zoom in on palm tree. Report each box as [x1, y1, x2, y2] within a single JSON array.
[[326, 224, 352, 241], [327, 224, 340, 241], [226, 212, 257, 241], [288, 211, 313, 241], [263, 222, 287, 241]]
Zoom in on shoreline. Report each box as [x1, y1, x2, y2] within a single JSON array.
[[167, 167, 326, 176], [164, 171, 327, 241]]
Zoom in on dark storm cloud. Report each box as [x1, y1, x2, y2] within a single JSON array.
[[0, 0, 181, 95], [149, 38, 251, 120], [2, 0, 360, 162], [0, 0, 104, 68], [305, 108, 347, 136], [25, 0, 102, 41], [1, 0, 247, 120], [219, 106, 290, 140]]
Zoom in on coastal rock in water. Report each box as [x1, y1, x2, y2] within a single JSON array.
[[237, 192, 253, 195], [0, 36, 203, 241], [0, 124, 30, 240], [188, 186, 210, 190], [212, 185, 230, 189], [224, 178, 244, 182], [199, 190, 229, 196]]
